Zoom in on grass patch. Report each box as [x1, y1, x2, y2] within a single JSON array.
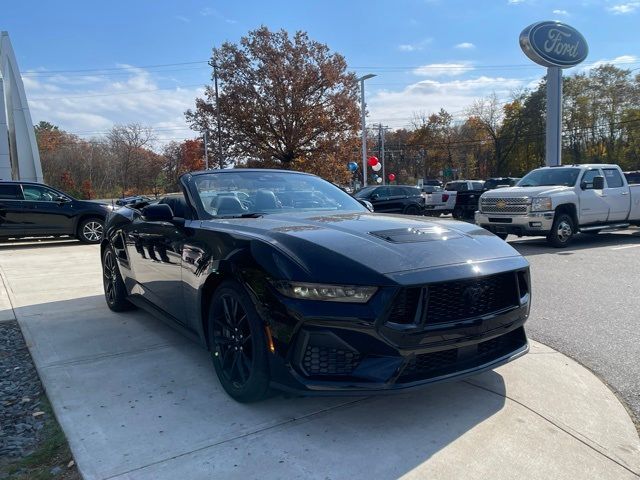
[[0, 395, 80, 480]]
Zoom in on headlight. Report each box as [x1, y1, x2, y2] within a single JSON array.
[[531, 197, 552, 211], [272, 281, 377, 303]]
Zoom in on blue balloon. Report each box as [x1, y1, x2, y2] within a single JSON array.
[[347, 162, 358, 172]]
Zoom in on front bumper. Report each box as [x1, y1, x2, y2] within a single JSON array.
[[262, 266, 531, 395], [475, 211, 555, 236]]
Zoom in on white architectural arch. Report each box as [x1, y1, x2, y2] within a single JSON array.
[[0, 31, 42, 182]]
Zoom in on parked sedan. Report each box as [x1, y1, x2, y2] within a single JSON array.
[[0, 181, 112, 243], [101, 169, 530, 402], [354, 185, 424, 215]]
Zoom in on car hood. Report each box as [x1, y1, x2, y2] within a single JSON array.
[[482, 185, 571, 197], [200, 211, 522, 278]]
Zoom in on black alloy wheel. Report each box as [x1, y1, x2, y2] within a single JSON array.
[[208, 281, 270, 402], [102, 247, 135, 312], [78, 217, 104, 243]]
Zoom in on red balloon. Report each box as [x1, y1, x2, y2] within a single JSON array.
[[388, 173, 396, 181], [367, 156, 379, 167]]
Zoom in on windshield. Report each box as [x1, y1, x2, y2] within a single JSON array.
[[354, 186, 377, 199], [517, 168, 580, 187], [445, 182, 467, 192], [192, 170, 366, 218]]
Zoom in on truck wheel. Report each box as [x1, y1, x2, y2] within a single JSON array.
[[547, 213, 574, 248], [452, 207, 463, 219]]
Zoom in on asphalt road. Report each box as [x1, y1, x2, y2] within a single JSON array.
[[509, 228, 640, 424]]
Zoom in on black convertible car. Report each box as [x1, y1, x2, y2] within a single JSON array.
[[101, 169, 531, 402]]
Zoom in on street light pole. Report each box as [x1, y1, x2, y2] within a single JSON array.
[[358, 74, 376, 187]]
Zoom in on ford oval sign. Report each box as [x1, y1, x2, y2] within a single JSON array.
[[520, 21, 588, 68]]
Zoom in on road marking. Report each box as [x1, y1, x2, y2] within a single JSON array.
[[611, 244, 640, 250]]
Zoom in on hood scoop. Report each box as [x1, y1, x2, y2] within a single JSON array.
[[370, 226, 462, 243]]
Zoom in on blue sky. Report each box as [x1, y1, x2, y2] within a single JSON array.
[[4, 0, 640, 143]]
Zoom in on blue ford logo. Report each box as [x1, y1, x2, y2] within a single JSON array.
[[520, 21, 588, 68]]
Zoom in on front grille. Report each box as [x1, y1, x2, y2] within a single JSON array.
[[481, 197, 529, 215], [387, 288, 421, 324], [426, 272, 519, 323], [397, 327, 526, 383], [386, 272, 520, 327], [302, 345, 360, 375]]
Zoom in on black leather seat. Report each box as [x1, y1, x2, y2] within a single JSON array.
[[216, 196, 246, 216], [255, 190, 278, 210]]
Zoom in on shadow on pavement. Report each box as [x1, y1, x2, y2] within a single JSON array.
[[13, 293, 507, 479], [509, 229, 640, 256]]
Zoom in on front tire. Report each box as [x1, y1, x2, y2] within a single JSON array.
[[547, 213, 575, 248], [78, 217, 104, 243], [404, 204, 421, 216], [208, 281, 271, 402], [102, 247, 135, 312]]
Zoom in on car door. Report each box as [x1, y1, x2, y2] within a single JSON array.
[[385, 186, 408, 212], [601, 168, 630, 222], [579, 169, 609, 224], [370, 187, 392, 212], [0, 184, 29, 236], [20, 184, 75, 234], [124, 198, 187, 323]]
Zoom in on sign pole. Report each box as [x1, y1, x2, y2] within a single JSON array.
[[546, 66, 563, 166]]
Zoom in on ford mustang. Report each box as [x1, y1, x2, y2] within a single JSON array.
[[101, 169, 530, 402]]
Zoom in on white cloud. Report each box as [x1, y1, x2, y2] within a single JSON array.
[[23, 67, 205, 144], [577, 54, 639, 72], [508, 0, 526, 4], [175, 15, 190, 23], [552, 9, 569, 15], [200, 7, 237, 23], [454, 42, 475, 49], [367, 75, 531, 129], [413, 62, 474, 77], [397, 38, 432, 52], [608, 2, 640, 14]]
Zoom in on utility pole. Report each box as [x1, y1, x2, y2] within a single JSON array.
[[203, 130, 209, 170], [358, 74, 376, 186], [212, 59, 223, 168], [381, 125, 386, 185]]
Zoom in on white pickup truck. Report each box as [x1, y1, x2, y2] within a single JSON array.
[[475, 164, 640, 247]]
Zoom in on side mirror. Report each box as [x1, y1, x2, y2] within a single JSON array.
[[370, 193, 379, 200], [56, 195, 70, 203], [592, 176, 605, 190], [141, 204, 173, 222], [358, 199, 374, 212]]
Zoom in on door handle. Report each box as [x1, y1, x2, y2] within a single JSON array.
[[621, 192, 629, 196]]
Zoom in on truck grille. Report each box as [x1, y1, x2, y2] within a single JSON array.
[[480, 197, 529, 214], [386, 272, 520, 326]]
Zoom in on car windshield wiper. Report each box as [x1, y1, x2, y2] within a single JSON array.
[[215, 212, 265, 219]]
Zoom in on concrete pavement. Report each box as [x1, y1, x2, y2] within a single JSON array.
[[1, 241, 639, 480], [510, 229, 640, 423]]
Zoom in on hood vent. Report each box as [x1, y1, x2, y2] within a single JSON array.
[[369, 226, 462, 243]]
